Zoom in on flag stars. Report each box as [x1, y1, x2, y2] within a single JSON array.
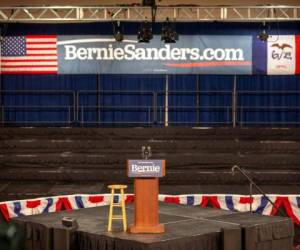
[[1, 36, 26, 56]]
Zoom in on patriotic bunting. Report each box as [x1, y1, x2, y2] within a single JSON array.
[[1, 194, 300, 225]]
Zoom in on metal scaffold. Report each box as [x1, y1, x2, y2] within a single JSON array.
[[0, 5, 299, 22]]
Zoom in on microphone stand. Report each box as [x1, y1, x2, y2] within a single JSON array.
[[231, 165, 284, 216]]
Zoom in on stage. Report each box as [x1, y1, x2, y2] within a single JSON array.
[[12, 202, 294, 250]]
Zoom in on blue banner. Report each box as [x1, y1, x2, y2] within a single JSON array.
[[57, 35, 252, 74], [1, 34, 298, 75]]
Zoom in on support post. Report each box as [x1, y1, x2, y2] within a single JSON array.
[[97, 74, 101, 126], [196, 75, 200, 126], [232, 75, 237, 128], [165, 75, 168, 127]]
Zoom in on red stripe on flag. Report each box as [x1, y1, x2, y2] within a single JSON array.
[[1, 71, 57, 75], [1, 65, 57, 68], [1, 60, 57, 62], [26, 48, 56, 51], [26, 35, 57, 38], [27, 42, 57, 44], [296, 35, 300, 74]]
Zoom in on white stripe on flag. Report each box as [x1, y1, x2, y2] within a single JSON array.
[[2, 61, 57, 66], [26, 38, 57, 42], [26, 44, 57, 49], [1, 56, 57, 60], [27, 50, 57, 55]]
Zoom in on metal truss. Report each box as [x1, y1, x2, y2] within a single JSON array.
[[0, 5, 299, 22]]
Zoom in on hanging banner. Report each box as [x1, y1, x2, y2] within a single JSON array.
[[0, 35, 299, 75]]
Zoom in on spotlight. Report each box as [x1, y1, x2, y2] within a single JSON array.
[[161, 17, 178, 43], [258, 22, 269, 42], [258, 30, 269, 42], [137, 21, 153, 43], [113, 21, 124, 42]]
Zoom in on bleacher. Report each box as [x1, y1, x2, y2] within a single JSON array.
[[0, 127, 299, 201]]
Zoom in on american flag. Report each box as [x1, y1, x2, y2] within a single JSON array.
[[0, 35, 57, 74]]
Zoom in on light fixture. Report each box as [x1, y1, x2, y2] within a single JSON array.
[[258, 22, 269, 42], [113, 21, 124, 42], [137, 21, 153, 43], [161, 17, 178, 43]]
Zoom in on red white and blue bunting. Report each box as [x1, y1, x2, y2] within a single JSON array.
[[0, 194, 299, 225]]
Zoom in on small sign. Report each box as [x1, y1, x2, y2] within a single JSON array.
[[127, 159, 165, 178]]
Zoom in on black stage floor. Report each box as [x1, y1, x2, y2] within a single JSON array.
[[12, 202, 294, 250]]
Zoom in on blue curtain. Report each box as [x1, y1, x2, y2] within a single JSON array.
[[237, 75, 300, 126], [1, 22, 300, 126], [199, 75, 234, 126]]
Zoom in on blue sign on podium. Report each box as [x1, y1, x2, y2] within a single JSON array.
[[127, 159, 165, 178]]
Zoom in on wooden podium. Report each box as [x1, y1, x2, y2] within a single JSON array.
[[127, 159, 166, 233]]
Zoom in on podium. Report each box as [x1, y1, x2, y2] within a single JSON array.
[[127, 159, 166, 233]]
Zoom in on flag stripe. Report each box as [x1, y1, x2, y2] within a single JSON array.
[[1, 59, 57, 63], [26, 35, 56, 38], [27, 50, 57, 54], [1, 71, 57, 74], [1, 56, 57, 60], [26, 38, 57, 43], [296, 35, 300, 74], [2, 62, 57, 67], [26, 41, 57, 45], [2, 67, 58, 71], [26, 44, 57, 49]]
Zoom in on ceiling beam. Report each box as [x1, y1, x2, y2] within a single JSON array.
[[0, 5, 299, 22]]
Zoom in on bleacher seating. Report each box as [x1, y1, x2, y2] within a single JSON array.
[[0, 127, 300, 201]]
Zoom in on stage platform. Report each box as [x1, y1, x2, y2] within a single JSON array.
[[11, 202, 294, 250]]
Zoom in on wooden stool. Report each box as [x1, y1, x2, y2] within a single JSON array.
[[107, 184, 127, 232]]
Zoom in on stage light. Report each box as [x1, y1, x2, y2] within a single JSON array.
[[113, 21, 124, 42], [137, 21, 153, 43], [258, 30, 269, 42], [258, 22, 269, 42], [161, 18, 178, 43]]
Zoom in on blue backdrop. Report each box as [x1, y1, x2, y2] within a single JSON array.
[[1, 22, 300, 126]]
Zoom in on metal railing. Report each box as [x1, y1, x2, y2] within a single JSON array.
[[1, 89, 300, 127], [0, 90, 76, 125], [1, 106, 75, 125], [78, 106, 155, 125], [237, 91, 300, 126]]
